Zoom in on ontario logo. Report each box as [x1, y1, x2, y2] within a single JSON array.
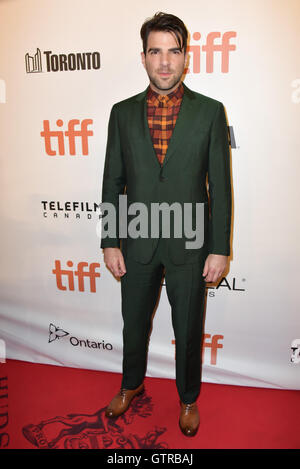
[[48, 323, 113, 351]]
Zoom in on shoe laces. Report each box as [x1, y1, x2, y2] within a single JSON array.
[[183, 402, 196, 410]]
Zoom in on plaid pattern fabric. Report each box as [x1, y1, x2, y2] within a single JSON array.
[[147, 82, 184, 166]]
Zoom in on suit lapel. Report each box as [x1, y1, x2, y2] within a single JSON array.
[[132, 88, 161, 170], [134, 81, 197, 169], [161, 83, 196, 167]]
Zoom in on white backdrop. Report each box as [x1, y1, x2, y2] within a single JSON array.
[[0, 0, 300, 389]]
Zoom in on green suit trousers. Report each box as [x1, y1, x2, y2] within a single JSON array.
[[120, 235, 207, 404]]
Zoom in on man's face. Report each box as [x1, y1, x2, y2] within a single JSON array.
[[141, 30, 188, 95]]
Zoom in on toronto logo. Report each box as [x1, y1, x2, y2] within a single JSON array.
[[25, 48, 100, 73]]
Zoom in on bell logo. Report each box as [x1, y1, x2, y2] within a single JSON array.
[[185, 31, 236, 74], [291, 339, 300, 364], [40, 119, 93, 156], [52, 260, 100, 292]]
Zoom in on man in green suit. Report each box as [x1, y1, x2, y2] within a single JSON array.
[[100, 12, 232, 437]]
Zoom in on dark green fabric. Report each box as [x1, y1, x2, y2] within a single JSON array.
[[120, 236, 206, 404], [100, 82, 232, 264]]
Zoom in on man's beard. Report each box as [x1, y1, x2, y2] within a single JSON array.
[[147, 69, 184, 92]]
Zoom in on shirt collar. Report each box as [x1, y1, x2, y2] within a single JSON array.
[[147, 81, 184, 107]]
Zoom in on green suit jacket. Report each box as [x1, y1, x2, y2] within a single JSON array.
[[100, 81, 232, 265]]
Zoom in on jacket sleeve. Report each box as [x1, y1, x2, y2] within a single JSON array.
[[207, 102, 232, 256], [100, 104, 126, 249]]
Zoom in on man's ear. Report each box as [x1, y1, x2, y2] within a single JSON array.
[[141, 51, 146, 69]]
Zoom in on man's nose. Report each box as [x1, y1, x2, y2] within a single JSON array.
[[160, 52, 170, 67]]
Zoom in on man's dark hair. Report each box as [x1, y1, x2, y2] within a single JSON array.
[[140, 12, 188, 55]]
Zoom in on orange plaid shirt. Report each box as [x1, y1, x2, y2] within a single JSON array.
[[147, 82, 184, 166]]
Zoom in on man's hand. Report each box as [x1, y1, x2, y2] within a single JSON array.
[[103, 248, 127, 278], [202, 254, 228, 283]]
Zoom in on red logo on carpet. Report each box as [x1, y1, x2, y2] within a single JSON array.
[[22, 390, 169, 449]]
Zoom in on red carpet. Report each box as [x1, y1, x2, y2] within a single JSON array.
[[1, 359, 299, 449]]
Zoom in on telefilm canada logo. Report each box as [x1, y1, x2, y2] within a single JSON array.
[[41, 200, 100, 220], [48, 324, 113, 351], [25, 48, 101, 73]]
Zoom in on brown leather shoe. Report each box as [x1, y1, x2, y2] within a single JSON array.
[[179, 400, 200, 437], [105, 383, 144, 418]]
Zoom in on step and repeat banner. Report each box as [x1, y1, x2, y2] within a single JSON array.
[[0, 0, 299, 389]]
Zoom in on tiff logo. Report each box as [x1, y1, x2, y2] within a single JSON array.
[[0, 79, 6, 103], [0, 340, 6, 363], [203, 334, 223, 364], [52, 260, 100, 292], [25, 48, 42, 73], [40, 119, 93, 156], [172, 334, 223, 365], [185, 31, 236, 74]]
